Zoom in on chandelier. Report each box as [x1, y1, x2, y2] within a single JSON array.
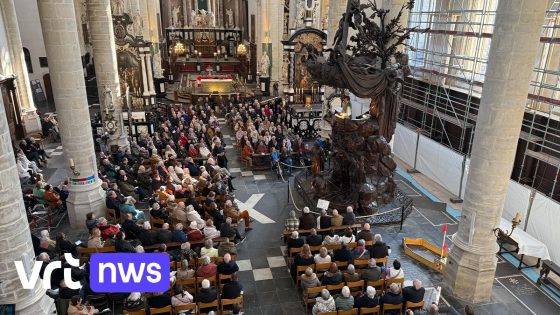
[[237, 43, 247, 57], [173, 41, 186, 56]]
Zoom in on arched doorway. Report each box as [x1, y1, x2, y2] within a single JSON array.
[[43, 73, 55, 111]]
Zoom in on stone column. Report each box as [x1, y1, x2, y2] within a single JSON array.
[[0, 0, 41, 134], [0, 83, 53, 314], [444, 0, 548, 303], [37, 0, 105, 228], [87, 0, 129, 149]]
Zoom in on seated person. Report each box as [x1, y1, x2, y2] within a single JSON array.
[[241, 142, 254, 167], [380, 283, 403, 315], [321, 263, 343, 285], [340, 227, 356, 245], [88, 228, 108, 248], [172, 223, 187, 243], [291, 244, 315, 279], [330, 209, 343, 227], [203, 219, 221, 240], [343, 206, 356, 225], [115, 231, 137, 253], [333, 242, 353, 263], [124, 292, 146, 312], [256, 140, 269, 154], [180, 242, 199, 262], [354, 286, 379, 308], [217, 253, 239, 275], [221, 273, 243, 300], [299, 207, 316, 230], [343, 264, 360, 283], [287, 231, 304, 250], [196, 256, 218, 279], [176, 259, 196, 280], [386, 259, 405, 282], [323, 229, 340, 245], [351, 239, 370, 260], [122, 213, 143, 239], [196, 279, 218, 312], [119, 196, 146, 222], [306, 228, 323, 246], [105, 191, 122, 219], [301, 267, 321, 297], [371, 234, 389, 262], [314, 247, 332, 264], [223, 200, 252, 231], [219, 218, 240, 242], [157, 223, 173, 243], [171, 285, 194, 307], [402, 279, 425, 304], [200, 239, 219, 257], [67, 295, 102, 315], [137, 222, 158, 246], [43, 185, 63, 209], [360, 258, 382, 282], [318, 209, 331, 229], [356, 223, 373, 242], [284, 210, 299, 232], [96, 217, 121, 240], [186, 221, 204, 242], [150, 202, 168, 222], [147, 292, 172, 309], [335, 286, 354, 311], [217, 238, 237, 256], [312, 289, 336, 315]]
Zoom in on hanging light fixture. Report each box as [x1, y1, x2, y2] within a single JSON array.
[[237, 43, 247, 57], [174, 41, 186, 55]]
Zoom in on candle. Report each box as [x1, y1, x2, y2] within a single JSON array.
[[69, 158, 75, 167], [514, 212, 522, 223]]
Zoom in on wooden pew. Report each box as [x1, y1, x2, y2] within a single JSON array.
[[282, 224, 362, 243]]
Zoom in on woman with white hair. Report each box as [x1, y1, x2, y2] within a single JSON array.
[[196, 279, 218, 312], [354, 286, 379, 308], [371, 233, 390, 262], [196, 256, 217, 278], [314, 247, 332, 264], [301, 267, 321, 297], [203, 219, 221, 240], [124, 292, 146, 312], [335, 286, 354, 310], [312, 289, 336, 315], [186, 205, 206, 229], [168, 166, 182, 184], [200, 239, 219, 257], [176, 259, 195, 280], [186, 221, 204, 242]]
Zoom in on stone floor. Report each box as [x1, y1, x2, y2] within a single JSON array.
[[37, 115, 560, 315]]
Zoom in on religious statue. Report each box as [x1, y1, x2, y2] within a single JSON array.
[[226, 9, 234, 28], [210, 11, 216, 27], [282, 54, 290, 82], [133, 10, 143, 37], [172, 5, 181, 27], [260, 51, 271, 77], [102, 85, 115, 112], [190, 9, 197, 27], [153, 52, 163, 78], [310, 143, 324, 176], [116, 0, 125, 15]]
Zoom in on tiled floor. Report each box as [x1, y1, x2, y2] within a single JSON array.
[[39, 114, 560, 315]]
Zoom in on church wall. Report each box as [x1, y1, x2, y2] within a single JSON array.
[[0, 9, 13, 76]]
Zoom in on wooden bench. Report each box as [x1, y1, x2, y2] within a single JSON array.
[[283, 224, 362, 243], [537, 260, 560, 298], [78, 246, 116, 264]]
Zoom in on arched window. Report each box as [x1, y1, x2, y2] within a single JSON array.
[[23, 47, 33, 73]]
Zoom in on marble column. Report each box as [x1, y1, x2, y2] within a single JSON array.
[[444, 0, 548, 303], [0, 81, 53, 314], [0, 0, 41, 133], [87, 0, 129, 149], [37, 0, 105, 228]]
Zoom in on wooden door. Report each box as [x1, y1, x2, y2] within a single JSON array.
[[43, 73, 55, 110]]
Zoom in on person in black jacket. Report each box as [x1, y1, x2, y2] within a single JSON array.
[[219, 217, 240, 240], [354, 286, 379, 308], [319, 209, 331, 229], [370, 234, 389, 266], [333, 243, 353, 263], [287, 231, 305, 250], [342, 206, 356, 225], [299, 207, 316, 229], [217, 253, 239, 275], [306, 228, 323, 246], [221, 273, 243, 300], [402, 279, 425, 304], [115, 232, 137, 253], [147, 292, 172, 309], [157, 223, 173, 243], [196, 279, 218, 313], [122, 213, 143, 239], [55, 232, 78, 256], [150, 203, 168, 222], [380, 283, 403, 315], [137, 222, 158, 246]]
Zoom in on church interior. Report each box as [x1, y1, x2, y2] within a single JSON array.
[[0, 0, 560, 314]]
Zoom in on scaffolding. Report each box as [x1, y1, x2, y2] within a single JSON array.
[[401, 0, 560, 201]]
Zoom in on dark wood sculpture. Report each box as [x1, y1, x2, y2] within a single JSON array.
[[304, 0, 423, 213]]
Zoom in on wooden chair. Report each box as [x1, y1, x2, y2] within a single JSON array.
[[405, 300, 425, 310], [360, 306, 380, 314], [175, 303, 196, 314], [149, 305, 172, 314], [382, 303, 403, 315], [366, 280, 385, 295], [220, 295, 243, 313], [197, 300, 219, 314], [384, 278, 404, 291], [176, 277, 197, 296], [346, 280, 365, 296], [338, 309, 358, 315], [304, 286, 326, 311], [315, 262, 331, 274], [325, 243, 341, 251], [316, 312, 337, 315], [326, 283, 345, 296], [353, 259, 369, 269], [170, 261, 177, 271], [376, 256, 388, 266], [296, 264, 315, 286], [196, 276, 217, 293], [123, 310, 146, 315], [335, 261, 349, 270], [150, 215, 165, 230]]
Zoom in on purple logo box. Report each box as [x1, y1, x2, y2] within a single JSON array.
[[90, 253, 170, 293]]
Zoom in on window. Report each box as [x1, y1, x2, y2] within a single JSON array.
[[23, 47, 33, 73]]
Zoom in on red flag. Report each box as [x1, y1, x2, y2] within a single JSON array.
[[443, 243, 448, 252], [441, 224, 448, 234]]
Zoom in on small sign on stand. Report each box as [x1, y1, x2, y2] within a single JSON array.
[[317, 199, 330, 211]]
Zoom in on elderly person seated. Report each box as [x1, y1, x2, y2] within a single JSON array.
[[203, 219, 221, 240], [356, 223, 373, 242], [115, 231, 137, 253], [354, 286, 379, 308], [312, 289, 336, 315], [343, 264, 360, 283], [301, 267, 321, 296], [217, 253, 239, 275], [287, 231, 304, 250], [339, 228, 356, 246], [150, 202, 168, 222], [371, 233, 389, 263], [403, 279, 425, 304], [219, 217, 239, 241], [224, 200, 252, 231], [284, 210, 299, 232], [330, 209, 343, 227], [67, 295, 103, 315], [172, 223, 187, 243], [221, 273, 243, 302], [361, 258, 382, 282], [166, 195, 178, 209], [323, 229, 341, 245], [137, 222, 158, 246], [171, 285, 194, 307], [314, 246, 332, 264], [88, 228, 108, 248], [196, 256, 218, 278], [200, 239, 219, 257], [119, 196, 146, 222], [172, 202, 188, 223], [186, 221, 204, 242], [318, 209, 331, 229], [176, 259, 196, 280], [217, 238, 237, 256], [299, 207, 316, 229], [157, 223, 173, 243], [322, 263, 343, 285], [335, 286, 354, 311], [380, 283, 403, 315], [351, 239, 370, 260], [44, 185, 63, 210], [180, 242, 199, 261], [186, 205, 206, 229], [343, 206, 356, 225], [333, 242, 353, 264], [306, 228, 323, 246], [386, 259, 405, 282], [241, 142, 254, 167], [196, 279, 218, 313], [96, 217, 121, 240]]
